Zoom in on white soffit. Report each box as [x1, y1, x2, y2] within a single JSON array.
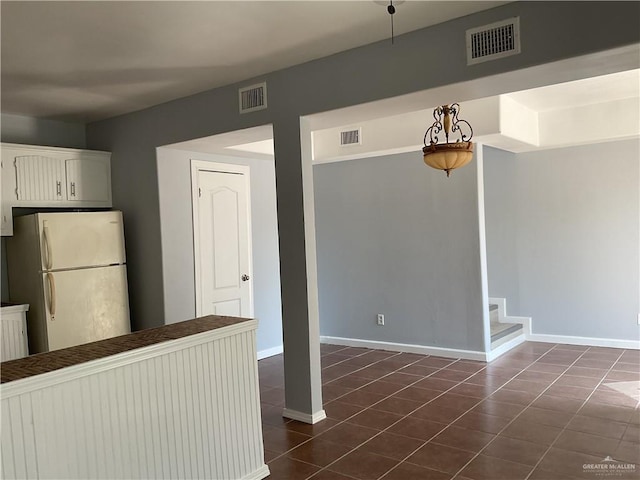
[[505, 69, 640, 111], [162, 124, 274, 160], [537, 97, 640, 150], [311, 65, 640, 161], [226, 140, 274, 156]]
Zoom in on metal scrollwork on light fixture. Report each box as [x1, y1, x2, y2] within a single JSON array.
[[422, 103, 474, 177]]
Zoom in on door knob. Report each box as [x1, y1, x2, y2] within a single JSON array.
[[242, 274, 250, 281]]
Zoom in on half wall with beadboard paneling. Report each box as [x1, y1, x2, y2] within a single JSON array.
[[1, 320, 269, 480]]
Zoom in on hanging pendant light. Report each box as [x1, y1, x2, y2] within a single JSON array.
[[422, 103, 474, 177]]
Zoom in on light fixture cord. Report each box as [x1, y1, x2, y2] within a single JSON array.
[[391, 3, 394, 44], [388, 1, 395, 45]]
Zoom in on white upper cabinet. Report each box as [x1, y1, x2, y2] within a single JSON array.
[[65, 156, 111, 202], [1, 143, 113, 236], [15, 154, 66, 202]]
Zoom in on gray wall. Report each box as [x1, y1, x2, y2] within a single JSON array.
[[84, 2, 638, 413], [314, 151, 486, 352], [483, 140, 640, 340], [1, 113, 86, 149], [156, 148, 283, 355], [85, 2, 640, 331], [1, 114, 87, 302], [483, 147, 521, 313]]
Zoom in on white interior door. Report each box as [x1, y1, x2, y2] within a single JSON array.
[[44, 265, 130, 351], [194, 165, 253, 318]]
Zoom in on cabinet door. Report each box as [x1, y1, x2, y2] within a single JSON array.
[[1, 204, 12, 236], [0, 154, 15, 235], [65, 157, 111, 203], [15, 155, 65, 201], [1, 309, 28, 361]]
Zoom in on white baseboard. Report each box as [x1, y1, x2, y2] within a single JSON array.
[[242, 465, 270, 480], [526, 334, 640, 350], [320, 336, 486, 361], [489, 297, 639, 350], [257, 345, 283, 360], [282, 408, 327, 424], [487, 334, 526, 362]]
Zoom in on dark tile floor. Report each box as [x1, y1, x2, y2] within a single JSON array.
[[259, 342, 640, 480]]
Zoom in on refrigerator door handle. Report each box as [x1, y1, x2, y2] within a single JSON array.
[[47, 273, 56, 319], [43, 222, 53, 270]]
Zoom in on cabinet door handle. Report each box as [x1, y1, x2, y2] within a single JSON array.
[[70, 182, 76, 197], [56, 181, 62, 196]]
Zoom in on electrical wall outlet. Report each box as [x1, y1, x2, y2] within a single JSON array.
[[377, 314, 385, 326]]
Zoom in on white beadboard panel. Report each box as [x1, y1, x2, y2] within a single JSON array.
[[15, 155, 65, 201], [1, 317, 25, 361], [0, 323, 269, 480], [1, 399, 15, 479], [1, 308, 29, 362], [8, 396, 27, 479]]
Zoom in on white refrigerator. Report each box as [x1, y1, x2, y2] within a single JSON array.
[[6, 211, 131, 354]]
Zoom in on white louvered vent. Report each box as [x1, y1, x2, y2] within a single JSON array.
[[466, 17, 520, 65], [340, 128, 361, 146], [239, 82, 267, 113]]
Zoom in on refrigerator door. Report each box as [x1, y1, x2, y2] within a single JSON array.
[[43, 265, 130, 352], [37, 211, 126, 271]]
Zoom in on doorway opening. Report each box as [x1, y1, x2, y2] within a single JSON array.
[[156, 124, 284, 359], [302, 47, 639, 360]]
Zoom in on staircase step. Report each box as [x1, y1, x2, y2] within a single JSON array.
[[490, 322, 522, 343], [489, 304, 499, 323]]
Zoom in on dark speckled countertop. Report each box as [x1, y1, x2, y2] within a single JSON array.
[[1, 315, 251, 383]]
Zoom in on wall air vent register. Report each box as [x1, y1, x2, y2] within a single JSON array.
[[466, 17, 521, 65], [340, 128, 362, 146], [239, 82, 267, 113]]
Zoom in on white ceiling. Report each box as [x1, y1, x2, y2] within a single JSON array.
[[0, 0, 508, 123]]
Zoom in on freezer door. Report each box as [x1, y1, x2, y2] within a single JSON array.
[[37, 211, 126, 270], [43, 265, 130, 352]]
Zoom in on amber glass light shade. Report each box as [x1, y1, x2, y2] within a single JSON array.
[[422, 141, 474, 178]]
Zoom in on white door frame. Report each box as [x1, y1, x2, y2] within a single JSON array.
[[190, 159, 254, 318]]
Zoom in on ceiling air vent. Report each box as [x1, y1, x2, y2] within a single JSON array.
[[239, 82, 267, 113], [466, 17, 520, 65], [340, 128, 361, 146]]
